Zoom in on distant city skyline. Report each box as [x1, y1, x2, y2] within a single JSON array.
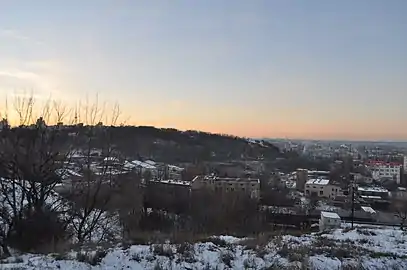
[[1, 1, 407, 141]]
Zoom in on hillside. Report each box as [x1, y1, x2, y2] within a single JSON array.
[[1, 225, 406, 270], [68, 126, 282, 163]]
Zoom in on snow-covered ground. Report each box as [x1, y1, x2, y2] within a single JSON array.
[[1, 225, 407, 269]]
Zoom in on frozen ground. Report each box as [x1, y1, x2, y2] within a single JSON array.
[[1, 225, 407, 269]]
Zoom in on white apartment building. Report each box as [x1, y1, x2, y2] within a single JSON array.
[[366, 160, 402, 184], [304, 179, 343, 199]]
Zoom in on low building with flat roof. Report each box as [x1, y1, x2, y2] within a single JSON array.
[[305, 179, 343, 199], [319, 211, 341, 231]]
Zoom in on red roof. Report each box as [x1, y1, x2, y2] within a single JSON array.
[[366, 160, 402, 167]]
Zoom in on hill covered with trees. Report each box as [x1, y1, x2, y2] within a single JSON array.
[[66, 125, 282, 163]]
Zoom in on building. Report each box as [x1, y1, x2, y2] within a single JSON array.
[[357, 186, 390, 203], [308, 170, 330, 179], [295, 169, 308, 191], [191, 175, 260, 199], [366, 160, 402, 184], [392, 187, 407, 200], [124, 160, 159, 178], [167, 165, 185, 181], [319, 211, 341, 231], [404, 155, 407, 174], [304, 179, 343, 199], [145, 179, 191, 213]]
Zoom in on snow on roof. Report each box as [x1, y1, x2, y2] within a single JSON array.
[[366, 160, 402, 167], [306, 178, 330, 185], [361, 206, 376, 214], [360, 195, 383, 200], [203, 175, 260, 183], [358, 186, 389, 193], [150, 179, 191, 186], [168, 164, 184, 171], [321, 211, 340, 219], [144, 160, 156, 166], [130, 160, 157, 170], [104, 157, 119, 162], [308, 170, 330, 175]]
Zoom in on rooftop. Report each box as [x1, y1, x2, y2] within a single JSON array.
[[125, 160, 157, 170], [366, 160, 402, 167], [358, 186, 389, 193], [321, 211, 340, 219], [150, 179, 191, 186], [361, 206, 376, 214], [308, 170, 330, 175], [203, 175, 260, 183], [306, 178, 330, 185]]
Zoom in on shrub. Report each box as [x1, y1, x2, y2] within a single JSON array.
[[90, 250, 108, 266], [177, 242, 196, 263], [153, 261, 164, 270], [370, 252, 397, 259], [152, 244, 174, 259], [357, 229, 376, 236], [131, 253, 142, 262], [76, 251, 89, 263], [7, 207, 69, 253], [219, 250, 234, 268], [52, 253, 68, 261], [75, 250, 107, 266], [243, 256, 258, 269], [199, 237, 228, 248]]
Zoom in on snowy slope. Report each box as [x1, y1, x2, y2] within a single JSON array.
[[1, 226, 407, 269]]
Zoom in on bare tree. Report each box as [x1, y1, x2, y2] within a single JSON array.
[[392, 199, 407, 230], [0, 95, 73, 254], [0, 93, 129, 254], [61, 99, 135, 244]]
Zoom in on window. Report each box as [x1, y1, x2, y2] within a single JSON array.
[[319, 190, 323, 195]]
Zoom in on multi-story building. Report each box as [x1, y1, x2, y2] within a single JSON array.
[[403, 155, 407, 174], [191, 175, 260, 199], [295, 169, 308, 191], [308, 170, 330, 179], [304, 179, 343, 199], [357, 186, 390, 203], [366, 160, 402, 184]]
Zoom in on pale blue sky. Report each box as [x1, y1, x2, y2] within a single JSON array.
[[0, 1, 406, 140]]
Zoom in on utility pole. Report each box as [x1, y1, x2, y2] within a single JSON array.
[[351, 182, 355, 229], [350, 173, 355, 229]]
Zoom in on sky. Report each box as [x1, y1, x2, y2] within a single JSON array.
[[0, 1, 406, 140]]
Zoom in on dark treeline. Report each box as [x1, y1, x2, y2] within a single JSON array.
[[18, 125, 282, 163]]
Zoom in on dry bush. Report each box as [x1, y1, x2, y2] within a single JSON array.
[[151, 243, 174, 259], [76, 249, 107, 266], [219, 250, 235, 268], [176, 242, 196, 263], [7, 206, 70, 253]]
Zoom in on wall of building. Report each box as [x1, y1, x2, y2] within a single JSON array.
[[403, 155, 407, 173], [305, 183, 343, 199], [367, 161, 401, 184], [191, 176, 260, 199]]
